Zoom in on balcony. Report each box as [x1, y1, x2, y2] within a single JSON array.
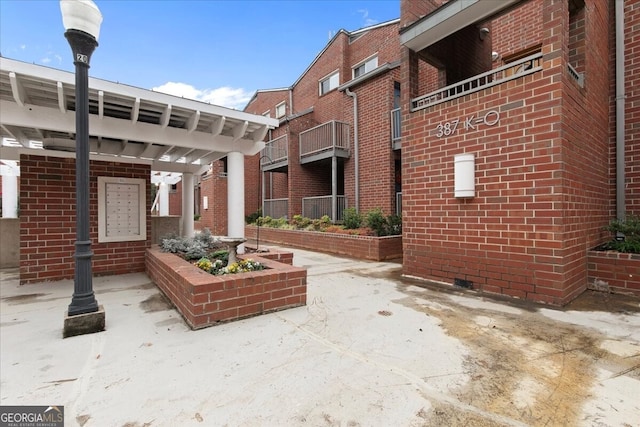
[[391, 108, 401, 150], [411, 52, 543, 111], [302, 195, 347, 222], [263, 198, 288, 219], [261, 135, 288, 172], [299, 121, 350, 164]]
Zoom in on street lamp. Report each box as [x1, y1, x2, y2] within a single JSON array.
[[60, 0, 104, 337]]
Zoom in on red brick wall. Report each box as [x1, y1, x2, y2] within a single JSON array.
[[198, 160, 228, 235], [344, 71, 398, 215], [245, 226, 403, 261], [169, 180, 181, 216], [588, 250, 640, 296], [622, 0, 640, 214], [245, 21, 402, 221], [146, 246, 306, 329], [492, 0, 544, 60], [400, 0, 447, 28], [19, 155, 150, 284], [400, 0, 612, 305]]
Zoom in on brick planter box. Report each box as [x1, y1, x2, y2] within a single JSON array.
[[245, 226, 402, 261], [146, 246, 306, 329], [587, 250, 640, 296]]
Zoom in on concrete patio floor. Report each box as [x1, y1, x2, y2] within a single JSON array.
[[1, 246, 639, 427]]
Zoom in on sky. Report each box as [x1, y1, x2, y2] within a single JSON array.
[[0, 0, 399, 110]]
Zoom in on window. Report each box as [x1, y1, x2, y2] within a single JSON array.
[[262, 110, 271, 118], [502, 44, 542, 77], [97, 177, 146, 243], [275, 102, 286, 119], [353, 55, 378, 79], [319, 71, 339, 95]]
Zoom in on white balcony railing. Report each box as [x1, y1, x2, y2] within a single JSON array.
[[299, 121, 350, 159], [411, 52, 543, 111], [302, 195, 347, 222]]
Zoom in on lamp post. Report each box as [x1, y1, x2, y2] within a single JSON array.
[[61, 0, 105, 337]]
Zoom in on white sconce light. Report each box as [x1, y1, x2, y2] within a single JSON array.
[[203, 196, 209, 210], [454, 154, 475, 198], [479, 27, 490, 41]]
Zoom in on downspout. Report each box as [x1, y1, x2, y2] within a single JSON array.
[[289, 88, 294, 116], [345, 88, 359, 212], [615, 0, 626, 221]]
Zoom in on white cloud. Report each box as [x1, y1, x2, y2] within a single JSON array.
[[40, 53, 62, 66], [357, 9, 378, 27], [152, 82, 253, 110]]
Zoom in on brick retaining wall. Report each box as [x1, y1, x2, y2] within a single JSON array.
[[246, 226, 402, 261], [587, 250, 640, 296], [146, 246, 306, 329]]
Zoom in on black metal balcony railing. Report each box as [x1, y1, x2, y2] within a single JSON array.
[[411, 52, 543, 111], [299, 120, 350, 159], [261, 134, 288, 166]]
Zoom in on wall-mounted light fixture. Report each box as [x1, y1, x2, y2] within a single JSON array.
[[454, 154, 475, 198], [479, 27, 490, 41]]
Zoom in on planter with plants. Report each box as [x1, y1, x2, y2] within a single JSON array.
[[245, 208, 403, 261], [588, 214, 640, 296], [145, 229, 306, 329]]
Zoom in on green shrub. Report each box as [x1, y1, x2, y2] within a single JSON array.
[[387, 214, 402, 236], [365, 208, 389, 236], [245, 209, 262, 224], [160, 229, 222, 260], [343, 207, 362, 229], [291, 214, 311, 229], [604, 214, 640, 253], [256, 216, 272, 227]]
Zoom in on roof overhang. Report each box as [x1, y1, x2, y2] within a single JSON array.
[[400, 0, 522, 52], [338, 61, 401, 92], [0, 57, 279, 174]]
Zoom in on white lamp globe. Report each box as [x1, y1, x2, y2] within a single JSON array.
[[60, 0, 103, 41]]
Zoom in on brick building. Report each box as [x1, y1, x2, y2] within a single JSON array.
[[200, 0, 638, 305], [399, 0, 639, 304], [237, 19, 404, 225]]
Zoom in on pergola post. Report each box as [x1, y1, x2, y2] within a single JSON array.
[[227, 151, 245, 253], [181, 172, 195, 237]]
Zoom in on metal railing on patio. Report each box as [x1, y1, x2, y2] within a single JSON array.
[[302, 195, 347, 222], [391, 108, 401, 148], [263, 198, 288, 219], [262, 199, 289, 219], [411, 52, 543, 111], [299, 121, 350, 159], [261, 135, 288, 166], [395, 192, 402, 216]]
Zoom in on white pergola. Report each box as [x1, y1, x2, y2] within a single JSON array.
[[0, 57, 279, 240]]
